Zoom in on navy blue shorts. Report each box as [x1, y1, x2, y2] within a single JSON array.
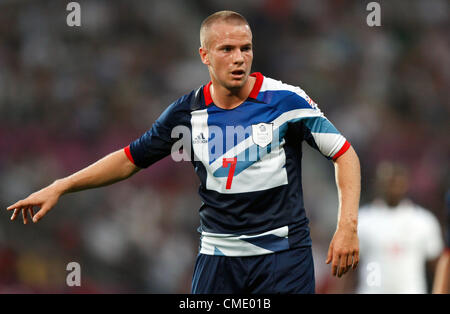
[[191, 246, 315, 294]]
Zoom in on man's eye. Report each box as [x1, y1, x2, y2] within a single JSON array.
[[223, 47, 231, 52]]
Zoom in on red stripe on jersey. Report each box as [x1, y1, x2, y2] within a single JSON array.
[[203, 72, 264, 106], [124, 145, 135, 164], [203, 81, 213, 106], [248, 72, 264, 99], [332, 140, 351, 161]]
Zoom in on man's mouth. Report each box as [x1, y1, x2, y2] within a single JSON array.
[[231, 69, 245, 77]]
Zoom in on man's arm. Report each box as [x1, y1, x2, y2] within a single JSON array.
[[326, 145, 361, 277], [432, 250, 450, 293], [6, 149, 140, 224]]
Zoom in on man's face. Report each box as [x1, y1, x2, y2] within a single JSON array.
[[377, 172, 409, 207], [199, 22, 253, 90]]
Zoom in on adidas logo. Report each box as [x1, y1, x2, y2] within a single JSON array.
[[193, 133, 208, 144]]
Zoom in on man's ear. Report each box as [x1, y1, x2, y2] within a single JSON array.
[[199, 47, 209, 65]]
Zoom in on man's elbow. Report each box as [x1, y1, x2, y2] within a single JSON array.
[[333, 145, 360, 166]]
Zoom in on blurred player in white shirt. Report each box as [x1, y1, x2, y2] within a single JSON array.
[[432, 190, 450, 294], [357, 162, 444, 294]]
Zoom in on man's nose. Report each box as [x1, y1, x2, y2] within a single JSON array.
[[233, 49, 244, 64]]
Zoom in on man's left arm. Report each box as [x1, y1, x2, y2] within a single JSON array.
[[326, 145, 361, 277]]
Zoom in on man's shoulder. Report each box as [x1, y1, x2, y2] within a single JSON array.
[[358, 200, 390, 222], [260, 75, 308, 99], [402, 200, 440, 226], [358, 202, 379, 218], [390, 199, 441, 231], [166, 85, 207, 114], [154, 86, 206, 127], [177, 86, 205, 108], [259, 74, 319, 111]]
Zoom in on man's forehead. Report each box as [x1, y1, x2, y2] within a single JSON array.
[[206, 22, 252, 46]]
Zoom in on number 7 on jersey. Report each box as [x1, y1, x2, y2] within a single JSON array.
[[223, 157, 237, 189]]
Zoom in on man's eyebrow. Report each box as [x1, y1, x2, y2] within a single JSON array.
[[216, 43, 252, 48]]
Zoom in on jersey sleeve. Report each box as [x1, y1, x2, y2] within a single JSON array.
[[125, 101, 180, 169], [422, 209, 444, 259], [301, 113, 350, 161], [285, 89, 350, 160]]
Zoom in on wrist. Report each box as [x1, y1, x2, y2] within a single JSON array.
[[51, 178, 70, 196], [337, 217, 358, 233]]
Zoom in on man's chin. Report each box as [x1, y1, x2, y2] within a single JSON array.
[[225, 77, 248, 90]]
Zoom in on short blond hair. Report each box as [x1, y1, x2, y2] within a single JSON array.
[[200, 10, 250, 48]]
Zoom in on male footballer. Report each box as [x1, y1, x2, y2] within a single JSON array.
[[7, 11, 361, 293]]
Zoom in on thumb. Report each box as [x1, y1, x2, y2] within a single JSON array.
[[32, 203, 52, 223], [326, 243, 333, 264]]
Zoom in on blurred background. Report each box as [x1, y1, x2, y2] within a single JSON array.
[[0, 0, 448, 293]]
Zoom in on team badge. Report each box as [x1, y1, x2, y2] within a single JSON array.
[[252, 123, 273, 148]]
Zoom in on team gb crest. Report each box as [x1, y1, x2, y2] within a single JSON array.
[[251, 123, 273, 148]]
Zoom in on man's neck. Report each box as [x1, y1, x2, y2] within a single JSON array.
[[210, 76, 256, 110]]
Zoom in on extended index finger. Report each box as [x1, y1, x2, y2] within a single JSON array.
[[7, 196, 37, 211], [7, 200, 26, 211]]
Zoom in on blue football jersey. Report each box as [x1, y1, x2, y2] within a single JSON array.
[[125, 72, 350, 256]]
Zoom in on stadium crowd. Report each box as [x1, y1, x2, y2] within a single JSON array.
[[0, 0, 448, 293]]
